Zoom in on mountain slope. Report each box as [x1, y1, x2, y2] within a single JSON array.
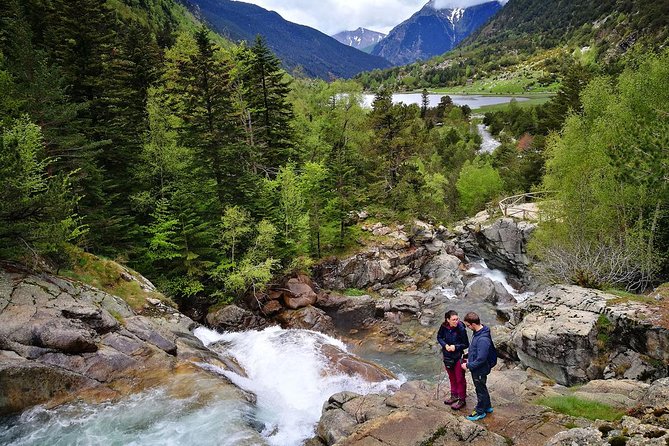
[[371, 0, 502, 66], [357, 0, 669, 91], [466, 0, 669, 55], [332, 27, 386, 52], [182, 0, 391, 79]]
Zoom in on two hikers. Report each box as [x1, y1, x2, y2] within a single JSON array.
[[436, 310, 469, 410], [437, 310, 496, 421]]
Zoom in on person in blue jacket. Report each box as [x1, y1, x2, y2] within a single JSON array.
[[436, 310, 469, 410], [461, 311, 494, 421]]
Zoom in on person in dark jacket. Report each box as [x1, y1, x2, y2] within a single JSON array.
[[437, 310, 469, 410], [461, 311, 494, 420]]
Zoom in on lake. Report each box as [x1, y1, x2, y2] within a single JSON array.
[[362, 93, 530, 109]]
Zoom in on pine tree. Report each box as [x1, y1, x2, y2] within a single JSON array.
[[0, 117, 81, 263], [163, 28, 241, 210], [240, 36, 295, 175]]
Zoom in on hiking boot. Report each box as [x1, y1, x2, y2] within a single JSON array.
[[443, 395, 458, 405], [466, 411, 486, 421], [485, 407, 494, 413], [451, 399, 466, 410]]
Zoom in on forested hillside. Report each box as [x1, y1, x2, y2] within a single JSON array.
[[181, 0, 392, 79], [0, 0, 486, 311], [1, 0, 667, 312], [358, 0, 669, 91]]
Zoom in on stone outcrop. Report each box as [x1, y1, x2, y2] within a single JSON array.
[[310, 381, 507, 446], [463, 276, 516, 305], [457, 217, 535, 277], [319, 294, 376, 331], [0, 264, 242, 415], [509, 285, 669, 386], [629, 377, 669, 429], [314, 246, 432, 291], [420, 252, 464, 291], [276, 306, 335, 333], [206, 304, 269, 332]]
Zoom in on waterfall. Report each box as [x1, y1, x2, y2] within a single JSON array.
[[194, 326, 404, 446], [0, 327, 403, 446], [467, 259, 534, 302], [0, 387, 257, 446]]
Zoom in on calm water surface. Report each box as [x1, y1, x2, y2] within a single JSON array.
[[362, 93, 530, 109]]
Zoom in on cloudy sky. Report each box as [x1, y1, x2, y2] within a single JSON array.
[[238, 0, 505, 35]]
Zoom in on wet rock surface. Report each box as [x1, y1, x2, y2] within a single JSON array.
[[455, 216, 535, 277], [0, 264, 240, 415], [509, 285, 669, 385]]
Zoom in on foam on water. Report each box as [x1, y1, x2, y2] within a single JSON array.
[[0, 388, 255, 446], [194, 326, 404, 446], [467, 259, 534, 302]]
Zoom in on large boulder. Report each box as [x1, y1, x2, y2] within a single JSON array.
[[206, 304, 269, 332], [511, 304, 601, 386], [282, 276, 318, 309], [311, 381, 507, 446], [319, 344, 396, 382], [462, 276, 516, 305], [319, 294, 376, 331], [276, 305, 335, 334], [458, 217, 535, 276], [0, 263, 230, 415], [510, 285, 669, 386], [420, 253, 464, 292]]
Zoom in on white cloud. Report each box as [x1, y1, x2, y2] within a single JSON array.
[[431, 0, 507, 9], [238, 0, 505, 35]]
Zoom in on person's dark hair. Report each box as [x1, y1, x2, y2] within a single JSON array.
[[444, 310, 458, 320], [464, 312, 480, 325]]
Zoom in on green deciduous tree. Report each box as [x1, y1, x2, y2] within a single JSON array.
[[531, 51, 669, 290], [455, 157, 504, 215], [0, 117, 82, 264]]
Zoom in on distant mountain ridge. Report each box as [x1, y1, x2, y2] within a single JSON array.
[[371, 0, 503, 66], [332, 28, 386, 52], [182, 0, 391, 79], [463, 0, 669, 59]]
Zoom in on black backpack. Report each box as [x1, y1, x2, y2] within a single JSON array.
[[487, 340, 498, 368]]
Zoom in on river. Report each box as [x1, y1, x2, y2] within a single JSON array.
[[476, 123, 501, 154], [0, 262, 530, 446], [362, 93, 530, 109]]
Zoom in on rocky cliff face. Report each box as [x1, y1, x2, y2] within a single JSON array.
[[371, 1, 502, 65], [455, 214, 536, 278], [0, 263, 247, 415], [509, 285, 669, 386]]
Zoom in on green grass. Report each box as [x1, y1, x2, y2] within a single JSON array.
[[536, 395, 624, 421], [61, 248, 171, 311], [604, 288, 658, 306], [343, 288, 368, 296], [475, 95, 553, 112]]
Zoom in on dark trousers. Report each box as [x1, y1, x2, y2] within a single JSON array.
[[445, 359, 467, 399], [471, 373, 491, 414]]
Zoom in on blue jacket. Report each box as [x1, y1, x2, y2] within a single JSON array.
[[467, 325, 493, 375], [437, 320, 469, 362]]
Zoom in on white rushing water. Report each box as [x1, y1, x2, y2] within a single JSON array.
[[0, 388, 256, 446], [194, 326, 404, 446], [466, 259, 534, 302], [476, 123, 501, 154], [0, 327, 403, 446]]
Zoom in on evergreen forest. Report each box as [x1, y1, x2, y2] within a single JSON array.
[[1, 0, 667, 315]]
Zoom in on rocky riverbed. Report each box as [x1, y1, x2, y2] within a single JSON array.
[[2, 213, 669, 445]]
